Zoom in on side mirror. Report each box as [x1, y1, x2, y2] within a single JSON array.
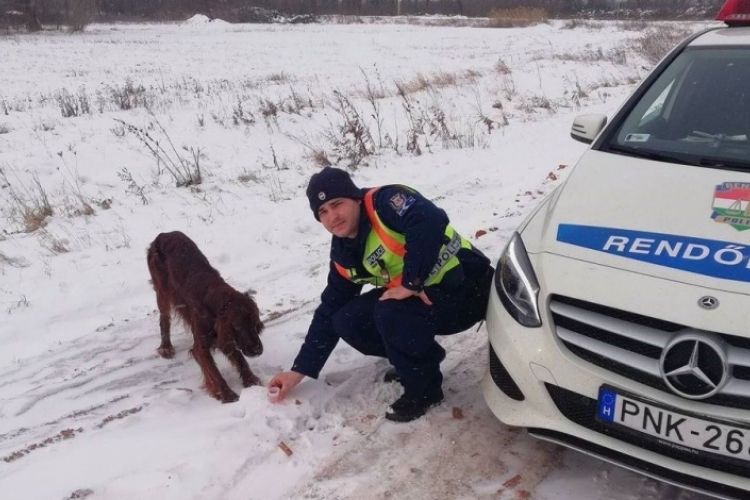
[[570, 114, 608, 144]]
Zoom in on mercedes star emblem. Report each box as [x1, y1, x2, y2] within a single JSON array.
[[698, 296, 719, 310], [660, 335, 728, 400]]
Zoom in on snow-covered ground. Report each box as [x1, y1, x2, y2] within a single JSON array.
[[0, 17, 718, 500]]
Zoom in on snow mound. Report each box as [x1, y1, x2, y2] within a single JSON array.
[[182, 14, 232, 28], [184, 14, 210, 25]]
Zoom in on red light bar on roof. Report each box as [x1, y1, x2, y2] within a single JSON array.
[[717, 0, 750, 25]]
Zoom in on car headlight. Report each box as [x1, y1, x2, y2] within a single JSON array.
[[494, 232, 542, 328]]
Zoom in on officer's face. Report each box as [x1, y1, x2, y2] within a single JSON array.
[[318, 197, 360, 239]]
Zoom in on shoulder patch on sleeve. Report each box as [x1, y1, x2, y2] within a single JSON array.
[[388, 192, 416, 216]]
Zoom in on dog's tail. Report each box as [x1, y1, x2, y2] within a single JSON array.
[[146, 234, 169, 289]]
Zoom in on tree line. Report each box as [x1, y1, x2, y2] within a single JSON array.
[[2, 0, 723, 31]]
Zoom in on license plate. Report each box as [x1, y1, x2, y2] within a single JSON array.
[[597, 386, 750, 463]]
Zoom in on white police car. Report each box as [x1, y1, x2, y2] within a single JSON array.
[[483, 1, 750, 498]]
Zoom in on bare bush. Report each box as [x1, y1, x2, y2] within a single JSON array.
[[561, 19, 607, 30], [352, 68, 391, 101], [110, 123, 126, 137], [488, 7, 548, 28], [621, 20, 650, 32], [324, 91, 375, 168], [233, 98, 256, 125], [67, 0, 96, 32], [548, 47, 628, 66], [396, 84, 488, 154], [117, 167, 149, 205], [108, 79, 149, 111], [308, 149, 332, 167], [280, 86, 314, 114], [472, 87, 508, 133], [117, 117, 203, 188], [396, 82, 423, 155], [258, 98, 279, 119], [56, 88, 91, 117], [494, 58, 512, 75], [0, 167, 53, 233], [636, 25, 694, 65], [0, 123, 10, 134], [39, 230, 70, 254], [237, 169, 260, 184], [561, 19, 585, 29], [357, 68, 388, 148]]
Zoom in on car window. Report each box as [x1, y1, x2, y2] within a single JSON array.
[[607, 47, 750, 169], [640, 80, 674, 124]]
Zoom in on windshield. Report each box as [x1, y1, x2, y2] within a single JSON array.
[[604, 47, 750, 170]]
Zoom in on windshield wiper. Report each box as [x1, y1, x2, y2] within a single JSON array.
[[605, 144, 696, 166], [699, 157, 750, 171]]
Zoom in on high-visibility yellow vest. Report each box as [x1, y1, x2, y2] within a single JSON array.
[[333, 187, 473, 289]]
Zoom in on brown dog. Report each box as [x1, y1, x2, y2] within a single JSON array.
[[147, 231, 264, 403]]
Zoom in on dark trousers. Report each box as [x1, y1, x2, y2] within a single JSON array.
[[330, 268, 493, 398]]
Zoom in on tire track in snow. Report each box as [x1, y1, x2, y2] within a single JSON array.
[[0, 316, 195, 459]]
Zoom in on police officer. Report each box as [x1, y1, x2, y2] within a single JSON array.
[[268, 167, 493, 422]]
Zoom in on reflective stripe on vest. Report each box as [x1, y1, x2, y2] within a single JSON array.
[[334, 187, 473, 289]]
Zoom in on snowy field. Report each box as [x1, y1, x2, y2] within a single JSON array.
[[0, 17, 719, 500]]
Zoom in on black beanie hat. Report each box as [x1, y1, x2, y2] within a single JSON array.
[[306, 167, 362, 221]]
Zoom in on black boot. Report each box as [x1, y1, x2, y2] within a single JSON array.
[[383, 367, 400, 383], [385, 390, 444, 422]]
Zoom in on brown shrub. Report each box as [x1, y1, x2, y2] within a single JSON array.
[[488, 8, 548, 28]]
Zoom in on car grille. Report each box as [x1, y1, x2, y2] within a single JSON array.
[[489, 344, 525, 401], [550, 295, 750, 409], [545, 384, 750, 479]]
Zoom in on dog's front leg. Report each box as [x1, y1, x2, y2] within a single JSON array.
[[223, 348, 260, 387], [191, 319, 239, 403]]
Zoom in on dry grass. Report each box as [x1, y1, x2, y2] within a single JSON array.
[[488, 7, 548, 28], [237, 170, 260, 184], [394, 69, 477, 97], [266, 72, 292, 84], [0, 170, 54, 233], [116, 117, 203, 188], [43, 236, 70, 254], [620, 19, 650, 32], [547, 46, 628, 66], [308, 149, 332, 167], [396, 73, 432, 94], [560, 19, 607, 30], [635, 25, 695, 65], [0, 251, 30, 268], [431, 70, 459, 87], [494, 58, 511, 75], [465, 68, 482, 80]]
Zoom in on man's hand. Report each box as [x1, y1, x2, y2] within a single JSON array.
[[267, 371, 305, 402], [379, 285, 433, 305]]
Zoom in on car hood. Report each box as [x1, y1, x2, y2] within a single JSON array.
[[523, 150, 750, 294]]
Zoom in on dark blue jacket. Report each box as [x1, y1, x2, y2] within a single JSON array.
[[291, 185, 489, 378]]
